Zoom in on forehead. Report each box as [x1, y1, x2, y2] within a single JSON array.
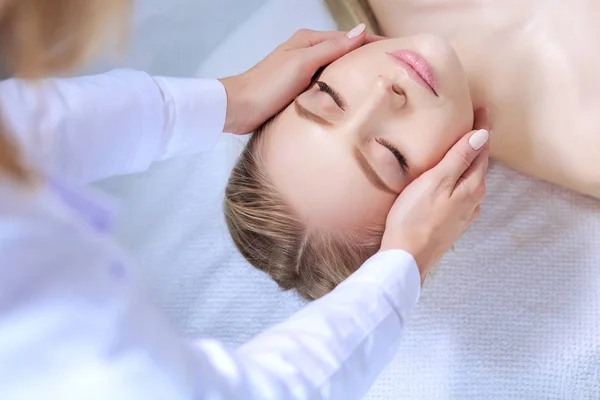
[[318, 42, 387, 85], [260, 105, 395, 230]]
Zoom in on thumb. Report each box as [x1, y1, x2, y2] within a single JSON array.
[[306, 23, 367, 68], [433, 107, 490, 184], [435, 128, 489, 185]]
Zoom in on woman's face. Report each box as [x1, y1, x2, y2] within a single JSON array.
[[263, 34, 473, 230]]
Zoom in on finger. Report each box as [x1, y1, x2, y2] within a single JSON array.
[[284, 29, 383, 49], [459, 142, 490, 185], [303, 23, 368, 68], [454, 106, 491, 189], [434, 128, 490, 185], [365, 34, 387, 43], [284, 29, 351, 49], [455, 143, 490, 199]]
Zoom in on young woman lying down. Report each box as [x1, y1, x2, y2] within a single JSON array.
[[224, 0, 600, 300]]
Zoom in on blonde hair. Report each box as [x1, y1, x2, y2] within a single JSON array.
[[324, 0, 381, 34], [0, 0, 130, 182], [224, 123, 384, 300]]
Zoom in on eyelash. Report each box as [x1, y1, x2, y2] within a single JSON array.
[[376, 138, 408, 170], [314, 81, 406, 170], [316, 81, 345, 110]]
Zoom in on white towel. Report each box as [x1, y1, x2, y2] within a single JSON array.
[[97, 0, 600, 398]]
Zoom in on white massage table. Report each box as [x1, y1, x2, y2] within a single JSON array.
[[96, 0, 600, 398]]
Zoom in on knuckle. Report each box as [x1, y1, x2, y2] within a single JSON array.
[[330, 37, 354, 54], [457, 150, 473, 169], [328, 36, 344, 48], [293, 28, 310, 39], [462, 179, 477, 196], [438, 175, 456, 192]]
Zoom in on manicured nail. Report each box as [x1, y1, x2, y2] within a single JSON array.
[[346, 23, 366, 39], [469, 129, 489, 150]]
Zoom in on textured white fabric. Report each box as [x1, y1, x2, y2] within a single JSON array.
[[369, 162, 600, 399], [97, 0, 600, 398]]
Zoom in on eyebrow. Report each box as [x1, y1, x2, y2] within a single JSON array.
[[294, 100, 333, 126], [353, 148, 398, 195]]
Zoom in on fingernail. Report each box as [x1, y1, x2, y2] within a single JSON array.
[[346, 23, 366, 39], [469, 129, 489, 150]]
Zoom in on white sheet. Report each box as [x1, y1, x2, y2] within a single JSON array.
[[97, 0, 600, 398]]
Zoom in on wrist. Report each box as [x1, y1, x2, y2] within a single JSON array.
[[219, 75, 252, 134], [380, 238, 433, 285]]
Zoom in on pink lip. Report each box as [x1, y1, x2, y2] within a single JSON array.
[[387, 50, 438, 96]]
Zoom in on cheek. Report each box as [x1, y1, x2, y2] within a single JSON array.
[[406, 122, 469, 175], [321, 51, 381, 91], [428, 106, 473, 159], [410, 139, 449, 174]]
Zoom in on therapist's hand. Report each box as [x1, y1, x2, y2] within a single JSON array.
[[380, 108, 491, 284], [220, 24, 383, 134]]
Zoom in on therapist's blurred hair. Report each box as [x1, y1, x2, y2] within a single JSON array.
[[0, 0, 130, 182], [224, 121, 383, 301]]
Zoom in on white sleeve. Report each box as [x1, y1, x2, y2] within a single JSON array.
[[0, 70, 227, 183], [0, 209, 420, 400], [0, 176, 419, 400], [195, 250, 421, 400]]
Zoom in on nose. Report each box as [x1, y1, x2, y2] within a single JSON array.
[[342, 75, 406, 135]]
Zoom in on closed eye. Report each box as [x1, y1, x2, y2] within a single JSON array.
[[376, 138, 409, 171], [316, 81, 346, 110]]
